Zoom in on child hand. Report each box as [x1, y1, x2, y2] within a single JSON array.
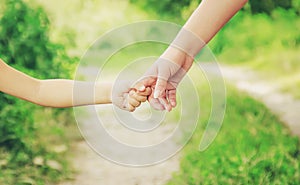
[[112, 80, 151, 112], [126, 87, 152, 112]]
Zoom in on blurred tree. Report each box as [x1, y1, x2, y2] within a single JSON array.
[[292, 0, 300, 14], [0, 0, 72, 78], [248, 0, 292, 14], [130, 0, 192, 17], [0, 0, 74, 160], [130, 0, 296, 17], [248, 0, 275, 14]]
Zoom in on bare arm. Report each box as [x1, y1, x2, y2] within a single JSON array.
[[183, 0, 248, 45], [0, 59, 112, 108], [169, 0, 248, 59], [139, 0, 248, 111], [37, 80, 112, 108]]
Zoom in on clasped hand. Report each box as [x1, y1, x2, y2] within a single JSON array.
[[115, 46, 193, 112]]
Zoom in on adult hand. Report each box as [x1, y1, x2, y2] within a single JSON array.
[[135, 46, 194, 111], [132, 0, 248, 112]]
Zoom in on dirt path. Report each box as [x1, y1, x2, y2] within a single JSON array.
[[59, 64, 299, 185], [60, 140, 180, 185], [220, 65, 300, 136], [59, 105, 181, 185]]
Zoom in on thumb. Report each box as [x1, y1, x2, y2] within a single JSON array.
[[133, 82, 146, 92], [154, 78, 167, 98], [133, 77, 156, 92], [153, 59, 173, 98]]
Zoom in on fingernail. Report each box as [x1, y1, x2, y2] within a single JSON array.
[[138, 85, 145, 91], [154, 90, 160, 98], [165, 105, 171, 112], [129, 90, 134, 95], [171, 101, 176, 107]]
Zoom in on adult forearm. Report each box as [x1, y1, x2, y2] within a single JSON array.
[[184, 0, 247, 43], [171, 0, 247, 58]]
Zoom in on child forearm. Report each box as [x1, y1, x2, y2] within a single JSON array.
[[0, 59, 112, 107], [36, 80, 112, 108]]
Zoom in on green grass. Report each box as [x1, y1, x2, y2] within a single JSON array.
[[209, 9, 300, 98], [282, 78, 300, 99], [0, 108, 75, 185], [30, 0, 150, 57], [0, 0, 76, 184], [6, 1, 298, 184], [0, 1, 153, 184], [166, 85, 300, 185], [243, 49, 300, 98]]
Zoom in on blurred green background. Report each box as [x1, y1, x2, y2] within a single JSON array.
[[0, 0, 299, 184]]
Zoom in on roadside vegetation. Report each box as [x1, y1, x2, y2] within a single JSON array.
[[0, 0, 299, 184]]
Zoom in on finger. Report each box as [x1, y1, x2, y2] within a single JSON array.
[[167, 89, 177, 108], [121, 93, 135, 112], [129, 90, 146, 102], [148, 93, 165, 110], [125, 96, 136, 112], [131, 87, 151, 102], [168, 67, 187, 88], [128, 97, 141, 107], [133, 94, 147, 102], [137, 87, 152, 96], [153, 59, 174, 98], [128, 90, 142, 106], [158, 97, 172, 112], [133, 82, 146, 92], [157, 90, 172, 111], [149, 98, 165, 110], [127, 104, 136, 112], [133, 77, 156, 91], [154, 78, 167, 98]]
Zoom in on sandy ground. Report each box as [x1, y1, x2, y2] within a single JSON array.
[[59, 141, 180, 185], [59, 104, 181, 185], [220, 65, 300, 136]]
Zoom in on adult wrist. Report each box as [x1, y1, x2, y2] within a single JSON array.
[[170, 28, 206, 58]]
